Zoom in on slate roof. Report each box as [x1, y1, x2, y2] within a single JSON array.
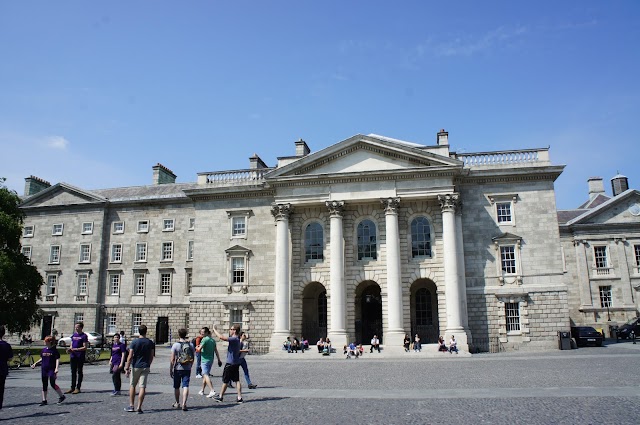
[[92, 183, 200, 202], [577, 193, 611, 209], [557, 209, 587, 224]]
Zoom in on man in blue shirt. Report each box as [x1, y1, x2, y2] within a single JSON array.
[[211, 324, 243, 403], [124, 324, 155, 414]]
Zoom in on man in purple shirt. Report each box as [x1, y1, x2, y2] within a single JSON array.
[[0, 325, 13, 410], [65, 322, 88, 394]]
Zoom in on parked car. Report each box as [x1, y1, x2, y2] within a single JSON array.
[[571, 326, 603, 347], [615, 317, 640, 340], [57, 332, 103, 347]]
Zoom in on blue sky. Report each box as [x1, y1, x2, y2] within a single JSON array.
[[1, 1, 638, 210]]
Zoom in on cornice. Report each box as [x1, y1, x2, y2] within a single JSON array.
[[457, 168, 564, 185], [185, 188, 275, 202]]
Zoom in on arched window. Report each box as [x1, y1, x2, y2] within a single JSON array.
[[415, 288, 433, 326], [411, 216, 432, 258], [357, 219, 377, 260], [305, 222, 324, 262]]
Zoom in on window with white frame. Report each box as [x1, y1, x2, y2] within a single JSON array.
[[186, 271, 193, 294], [46, 274, 57, 295], [232, 216, 246, 237], [230, 309, 242, 329], [135, 243, 147, 262], [225, 246, 251, 291], [357, 219, 377, 260], [189, 218, 195, 230], [22, 246, 32, 262], [82, 222, 93, 234], [634, 244, 640, 273], [593, 246, 609, 275], [187, 240, 194, 261], [134, 273, 146, 295], [232, 257, 245, 284], [52, 223, 64, 236], [77, 273, 88, 295], [79, 244, 91, 263], [132, 313, 142, 335], [109, 274, 120, 295], [74, 313, 84, 324], [410, 216, 432, 258], [113, 221, 124, 234], [137, 220, 149, 233], [49, 245, 61, 264], [163, 218, 175, 232], [161, 242, 173, 261], [23, 225, 34, 238], [111, 244, 122, 263], [500, 246, 517, 274], [107, 314, 117, 335], [160, 272, 172, 295], [505, 302, 521, 332], [304, 222, 324, 262], [496, 202, 513, 224], [599, 285, 612, 308]]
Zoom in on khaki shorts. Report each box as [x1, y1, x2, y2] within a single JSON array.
[[130, 367, 150, 388]]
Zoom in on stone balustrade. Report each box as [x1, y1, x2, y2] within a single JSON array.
[[197, 168, 275, 185], [455, 148, 549, 167]]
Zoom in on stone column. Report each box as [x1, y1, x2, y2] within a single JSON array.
[[270, 203, 292, 349], [573, 239, 593, 307], [381, 197, 405, 347], [326, 201, 347, 348], [455, 204, 470, 332], [614, 238, 635, 307]]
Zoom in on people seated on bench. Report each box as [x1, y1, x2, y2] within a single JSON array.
[[403, 334, 411, 352], [437, 336, 447, 352], [448, 335, 458, 354], [413, 334, 422, 352], [301, 337, 309, 351], [345, 342, 359, 359], [283, 337, 292, 352], [322, 338, 332, 355], [370, 335, 380, 353], [317, 338, 324, 353], [291, 337, 301, 353]]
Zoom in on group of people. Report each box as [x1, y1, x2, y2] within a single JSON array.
[[283, 336, 308, 353], [403, 334, 423, 352], [316, 337, 333, 354], [438, 335, 458, 353], [343, 342, 364, 358]]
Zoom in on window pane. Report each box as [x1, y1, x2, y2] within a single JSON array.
[[411, 217, 432, 257], [161, 273, 171, 294], [232, 257, 245, 283], [500, 246, 516, 274], [305, 222, 324, 261], [77, 274, 88, 295], [497, 202, 512, 223], [135, 274, 145, 295], [110, 274, 120, 295], [107, 314, 117, 334], [599, 286, 612, 308], [415, 288, 433, 326], [232, 217, 246, 236], [505, 302, 520, 332], [162, 242, 173, 260], [357, 220, 377, 260]]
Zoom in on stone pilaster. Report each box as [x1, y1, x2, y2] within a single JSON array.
[[326, 201, 347, 347], [573, 239, 593, 307], [614, 238, 635, 307], [270, 203, 292, 349]]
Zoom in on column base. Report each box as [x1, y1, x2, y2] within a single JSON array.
[[327, 330, 348, 349], [383, 330, 406, 349], [270, 331, 291, 351]]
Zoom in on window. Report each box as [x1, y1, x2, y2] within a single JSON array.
[[46, 274, 57, 295], [23, 225, 34, 238], [135, 243, 147, 262], [113, 221, 124, 234], [22, 246, 32, 262], [160, 272, 172, 295], [107, 314, 117, 335], [187, 240, 194, 261], [411, 217, 432, 258], [500, 246, 517, 274], [594, 246, 609, 275], [357, 219, 377, 260], [137, 220, 149, 233], [49, 245, 61, 264], [318, 291, 327, 328], [232, 216, 246, 237], [134, 273, 145, 295], [110, 274, 120, 295], [111, 244, 122, 263], [77, 273, 88, 295], [163, 219, 175, 232], [599, 286, 612, 308], [74, 313, 84, 324], [505, 302, 521, 332], [161, 242, 173, 261], [52, 223, 64, 236], [82, 222, 93, 234], [186, 271, 193, 294], [304, 222, 324, 262], [79, 244, 91, 263], [230, 309, 242, 329], [189, 218, 195, 230], [634, 245, 640, 273], [132, 313, 142, 335], [415, 288, 433, 326], [232, 257, 245, 284], [496, 202, 512, 224]]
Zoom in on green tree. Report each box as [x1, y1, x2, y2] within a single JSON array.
[[0, 177, 43, 333]]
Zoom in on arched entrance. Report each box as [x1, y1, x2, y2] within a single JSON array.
[[355, 281, 382, 344], [301, 282, 327, 342], [410, 279, 439, 343]]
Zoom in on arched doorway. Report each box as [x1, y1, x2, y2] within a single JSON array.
[[410, 279, 439, 343], [301, 282, 327, 342], [355, 281, 382, 344]]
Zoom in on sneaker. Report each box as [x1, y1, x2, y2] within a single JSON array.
[[64, 389, 73, 394], [212, 395, 223, 403], [72, 389, 81, 394], [124, 406, 135, 412], [248, 384, 257, 389], [198, 389, 205, 396], [206, 391, 217, 398], [57, 396, 66, 404], [236, 397, 244, 404], [136, 409, 143, 414], [182, 405, 188, 411], [39, 400, 47, 406], [172, 402, 180, 409], [195, 374, 202, 378], [111, 390, 120, 396]]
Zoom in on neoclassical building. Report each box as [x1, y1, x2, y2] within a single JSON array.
[[19, 130, 580, 351]]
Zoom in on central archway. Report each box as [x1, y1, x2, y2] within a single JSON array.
[[301, 282, 327, 343], [410, 279, 439, 343], [355, 280, 382, 344]]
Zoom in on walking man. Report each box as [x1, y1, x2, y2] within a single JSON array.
[[124, 324, 155, 413], [212, 324, 243, 403], [65, 322, 88, 394], [197, 327, 222, 398], [170, 328, 195, 411], [239, 332, 257, 389]]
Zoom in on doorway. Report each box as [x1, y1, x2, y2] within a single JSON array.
[[410, 279, 439, 343], [355, 281, 382, 344], [301, 282, 327, 342], [156, 317, 169, 344], [41, 315, 53, 339]]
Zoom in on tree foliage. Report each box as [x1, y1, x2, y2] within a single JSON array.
[[0, 178, 43, 333]]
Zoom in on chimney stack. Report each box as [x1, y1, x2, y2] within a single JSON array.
[[587, 177, 605, 200], [249, 153, 268, 169], [24, 175, 51, 196], [437, 129, 449, 146], [295, 138, 310, 157], [611, 173, 629, 197], [152, 163, 176, 185]]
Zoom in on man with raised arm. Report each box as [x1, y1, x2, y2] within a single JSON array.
[[211, 324, 243, 403]]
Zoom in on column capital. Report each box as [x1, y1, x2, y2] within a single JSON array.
[[381, 197, 401, 214], [438, 193, 460, 213], [325, 200, 345, 217], [271, 203, 292, 221]]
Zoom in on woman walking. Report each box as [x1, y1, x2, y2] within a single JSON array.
[[109, 333, 127, 395]]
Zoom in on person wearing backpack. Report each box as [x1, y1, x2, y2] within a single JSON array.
[[170, 328, 195, 411]]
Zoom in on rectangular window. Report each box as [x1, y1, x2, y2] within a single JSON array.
[[189, 218, 195, 230], [132, 313, 142, 335], [232, 257, 245, 284], [634, 244, 640, 273], [232, 216, 246, 237], [186, 271, 193, 294], [74, 313, 84, 324], [79, 244, 91, 263], [231, 309, 242, 328], [594, 246, 609, 275], [107, 314, 117, 335], [160, 273, 172, 295], [77, 273, 88, 295], [137, 220, 149, 233], [187, 240, 194, 261], [47, 274, 57, 295], [23, 225, 34, 238], [110, 274, 120, 295], [82, 222, 93, 234], [52, 223, 64, 236], [496, 202, 512, 223], [599, 286, 612, 308], [161, 242, 173, 261], [135, 243, 147, 262], [163, 218, 175, 232], [113, 221, 124, 234], [505, 302, 521, 332], [500, 246, 517, 274], [134, 273, 146, 295], [22, 246, 32, 262], [49, 245, 61, 264], [111, 244, 122, 263]]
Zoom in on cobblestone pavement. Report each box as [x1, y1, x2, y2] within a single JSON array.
[[2, 341, 640, 424]]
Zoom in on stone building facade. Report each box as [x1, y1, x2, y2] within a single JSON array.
[[18, 131, 581, 352]]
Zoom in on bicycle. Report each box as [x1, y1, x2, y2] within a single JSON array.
[[85, 347, 101, 364], [10, 346, 35, 369]]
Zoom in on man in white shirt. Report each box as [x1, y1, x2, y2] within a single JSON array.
[[370, 335, 380, 353]]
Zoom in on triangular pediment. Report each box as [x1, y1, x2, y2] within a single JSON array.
[[267, 134, 462, 179], [20, 183, 107, 208], [566, 189, 640, 226], [492, 232, 523, 242]]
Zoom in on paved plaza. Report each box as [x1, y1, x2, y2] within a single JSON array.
[[2, 340, 640, 424]]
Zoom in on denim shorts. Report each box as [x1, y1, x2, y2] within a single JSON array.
[[201, 360, 214, 376], [172, 369, 191, 389]]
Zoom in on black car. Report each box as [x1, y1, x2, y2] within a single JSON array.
[[615, 317, 640, 340], [571, 326, 603, 347]]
